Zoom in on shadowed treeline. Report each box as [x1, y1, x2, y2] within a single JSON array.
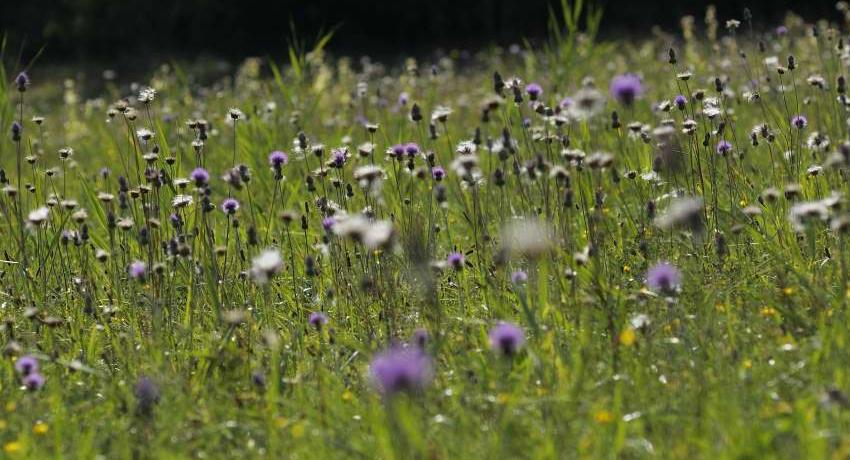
[[0, 0, 838, 63]]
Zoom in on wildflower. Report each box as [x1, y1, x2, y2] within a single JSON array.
[[27, 207, 49, 226], [138, 87, 156, 103], [488, 322, 526, 356], [404, 142, 420, 157], [369, 346, 433, 395], [23, 373, 45, 391], [269, 150, 289, 167], [525, 83, 543, 100], [646, 262, 682, 294], [610, 74, 643, 105], [136, 128, 154, 142], [308, 312, 329, 330], [134, 376, 160, 415], [221, 198, 240, 214], [190, 167, 209, 186], [654, 196, 704, 233], [498, 219, 553, 260], [716, 140, 733, 156], [11, 121, 21, 141], [227, 108, 245, 120], [14, 356, 38, 376], [432, 166, 446, 181], [431, 106, 453, 123], [568, 88, 605, 119], [674, 94, 687, 110], [128, 261, 147, 280], [788, 195, 840, 231], [250, 249, 284, 284], [791, 115, 808, 129], [171, 194, 193, 208], [447, 251, 464, 270], [511, 270, 528, 284], [15, 72, 29, 92]]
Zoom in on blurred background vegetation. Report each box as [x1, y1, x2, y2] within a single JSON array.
[[0, 0, 838, 66]]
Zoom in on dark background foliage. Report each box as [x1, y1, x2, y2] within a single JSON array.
[[0, 0, 839, 64]]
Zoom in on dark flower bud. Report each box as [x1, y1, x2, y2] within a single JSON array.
[[410, 103, 422, 122], [493, 71, 505, 96], [15, 72, 29, 92], [668, 48, 677, 65], [11, 121, 21, 141], [611, 111, 620, 129], [787, 55, 796, 70]]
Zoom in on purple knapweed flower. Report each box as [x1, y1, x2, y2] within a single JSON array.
[[330, 149, 347, 168], [432, 166, 446, 181], [369, 346, 433, 395], [269, 150, 289, 167], [716, 140, 733, 156], [646, 262, 682, 294], [322, 217, 336, 232], [23, 372, 45, 391], [390, 144, 405, 158], [190, 167, 210, 186], [15, 72, 29, 92], [404, 142, 420, 157], [221, 198, 240, 214], [129, 260, 147, 281], [610, 74, 644, 105], [791, 115, 808, 129], [511, 270, 528, 284], [447, 251, 464, 270], [559, 97, 574, 109], [15, 355, 38, 376], [525, 83, 543, 100], [134, 376, 160, 414], [674, 95, 687, 110], [488, 322, 526, 356], [309, 311, 329, 330]]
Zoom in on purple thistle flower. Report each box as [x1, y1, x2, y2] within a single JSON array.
[[404, 142, 420, 157], [23, 372, 45, 391], [488, 322, 525, 356], [190, 167, 210, 186], [15, 355, 39, 376], [369, 346, 433, 395], [610, 74, 644, 106], [128, 260, 147, 281], [322, 216, 336, 232], [15, 71, 29, 92], [330, 149, 347, 168], [447, 251, 464, 270], [559, 97, 574, 109], [716, 140, 733, 156], [221, 198, 240, 214], [134, 376, 160, 414], [791, 115, 808, 129], [646, 262, 682, 294], [268, 150, 289, 167], [432, 166, 446, 181], [390, 144, 405, 158], [525, 83, 543, 100], [511, 270, 528, 284], [309, 311, 329, 330], [674, 95, 687, 110]]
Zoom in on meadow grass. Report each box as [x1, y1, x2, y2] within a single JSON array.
[[2, 4, 850, 459]]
